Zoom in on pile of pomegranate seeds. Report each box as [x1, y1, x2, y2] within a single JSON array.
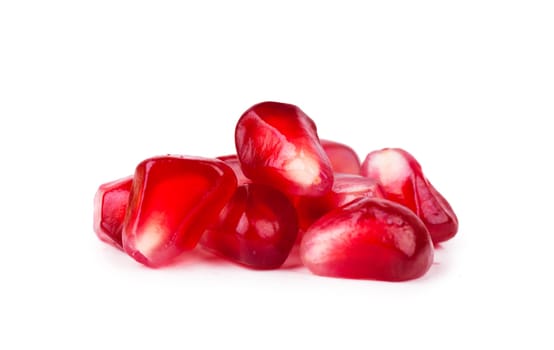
[[93, 101, 458, 281]]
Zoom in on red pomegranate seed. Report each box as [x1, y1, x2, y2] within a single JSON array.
[[281, 237, 304, 268], [200, 183, 298, 269], [321, 139, 361, 175], [300, 198, 434, 281], [235, 101, 333, 196], [217, 155, 250, 185], [122, 156, 237, 267], [361, 148, 458, 243], [295, 173, 384, 231], [93, 176, 132, 249]]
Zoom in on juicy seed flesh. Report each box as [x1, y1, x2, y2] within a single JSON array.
[[284, 150, 321, 186], [367, 149, 411, 189], [134, 212, 168, 258], [301, 198, 434, 281], [235, 101, 333, 196], [362, 148, 458, 244]]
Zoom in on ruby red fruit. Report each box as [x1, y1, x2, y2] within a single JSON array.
[[93, 176, 132, 249], [295, 173, 384, 231], [361, 148, 458, 243], [300, 197, 434, 281], [217, 155, 250, 185], [122, 155, 237, 267], [200, 183, 298, 269], [235, 101, 333, 197], [321, 139, 361, 175]]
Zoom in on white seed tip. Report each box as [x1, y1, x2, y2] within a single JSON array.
[[368, 150, 411, 188], [284, 150, 321, 186]]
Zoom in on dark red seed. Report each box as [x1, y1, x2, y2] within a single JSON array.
[[200, 183, 298, 269], [235, 101, 334, 196], [361, 148, 458, 243], [122, 155, 237, 267], [301, 197, 434, 281], [93, 176, 132, 249], [321, 139, 361, 175]]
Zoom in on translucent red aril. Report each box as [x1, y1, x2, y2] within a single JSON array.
[[200, 183, 298, 269], [235, 101, 334, 196], [321, 139, 361, 175], [300, 197, 434, 281], [217, 155, 250, 185], [93, 176, 132, 249], [122, 156, 237, 267], [295, 173, 384, 231], [361, 148, 458, 244]]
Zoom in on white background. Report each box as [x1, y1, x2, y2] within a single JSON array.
[[1, 1, 553, 349]]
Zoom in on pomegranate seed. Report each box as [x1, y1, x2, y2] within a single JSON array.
[[93, 176, 132, 249], [122, 156, 237, 267], [217, 155, 250, 185], [300, 198, 434, 281], [321, 139, 361, 175], [281, 239, 303, 268], [235, 101, 333, 196], [200, 183, 298, 269], [361, 148, 458, 243], [295, 173, 384, 231]]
